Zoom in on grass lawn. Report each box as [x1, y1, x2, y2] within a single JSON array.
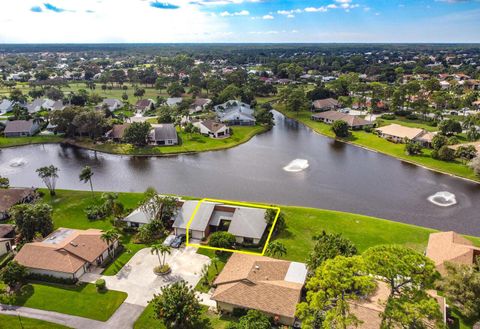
[[277, 106, 479, 182], [0, 135, 64, 148], [71, 125, 267, 156], [134, 304, 235, 329], [0, 314, 71, 329], [0, 282, 127, 321], [194, 251, 229, 293]]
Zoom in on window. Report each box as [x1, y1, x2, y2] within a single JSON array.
[[244, 237, 254, 244]]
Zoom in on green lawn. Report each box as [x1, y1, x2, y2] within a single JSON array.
[[134, 304, 235, 329], [71, 125, 267, 156], [194, 251, 229, 293], [0, 314, 71, 329], [277, 106, 479, 182], [0, 135, 64, 148], [0, 282, 127, 321]]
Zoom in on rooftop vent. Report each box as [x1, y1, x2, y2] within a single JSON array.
[[70, 242, 78, 247]]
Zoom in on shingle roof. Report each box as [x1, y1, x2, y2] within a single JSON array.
[[135, 99, 153, 109], [312, 98, 339, 109], [199, 120, 228, 133], [108, 124, 130, 139], [212, 253, 305, 319], [172, 201, 215, 231], [426, 231, 480, 275], [0, 224, 15, 238], [151, 124, 178, 141], [228, 207, 267, 240], [0, 188, 36, 213], [4, 120, 35, 134]]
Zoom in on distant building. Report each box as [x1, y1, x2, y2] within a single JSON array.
[[149, 124, 178, 145], [193, 120, 230, 138], [0, 188, 37, 220], [189, 98, 211, 114], [3, 120, 40, 137], [0, 224, 15, 257], [135, 99, 155, 113], [166, 97, 183, 107], [311, 111, 372, 130], [0, 99, 15, 115], [214, 100, 256, 126], [375, 124, 436, 147], [101, 98, 124, 111], [105, 123, 131, 142], [311, 98, 340, 112]]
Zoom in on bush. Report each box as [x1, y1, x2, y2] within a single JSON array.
[[27, 273, 78, 285], [380, 113, 396, 120], [84, 204, 107, 220], [406, 113, 418, 120], [432, 145, 455, 161], [394, 110, 410, 116], [470, 157, 480, 177], [153, 264, 171, 275], [447, 136, 459, 145], [332, 120, 349, 138], [95, 279, 106, 291], [405, 140, 423, 155], [432, 134, 448, 151], [208, 231, 236, 249], [0, 254, 13, 270]]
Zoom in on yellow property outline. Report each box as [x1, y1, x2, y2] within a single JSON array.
[[185, 198, 280, 256]]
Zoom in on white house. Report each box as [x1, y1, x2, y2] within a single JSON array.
[[0, 99, 15, 115], [193, 120, 230, 138]]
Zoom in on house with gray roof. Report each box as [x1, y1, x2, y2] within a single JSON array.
[[101, 98, 124, 111], [0, 100, 15, 115], [4, 120, 40, 137], [166, 97, 183, 107], [26, 98, 64, 113], [149, 124, 178, 145], [214, 100, 256, 126], [173, 200, 267, 244]]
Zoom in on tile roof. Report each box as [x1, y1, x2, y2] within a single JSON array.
[[199, 120, 228, 133], [0, 224, 15, 238], [212, 253, 305, 319]]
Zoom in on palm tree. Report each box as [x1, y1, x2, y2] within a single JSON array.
[[101, 229, 120, 259], [79, 166, 94, 198], [201, 263, 209, 285], [36, 165, 59, 196], [265, 241, 287, 258], [211, 255, 221, 274], [150, 244, 171, 267]]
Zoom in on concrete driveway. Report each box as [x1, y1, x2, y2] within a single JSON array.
[[80, 246, 210, 306]]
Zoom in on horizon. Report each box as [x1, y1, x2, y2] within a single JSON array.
[[1, 0, 479, 43]]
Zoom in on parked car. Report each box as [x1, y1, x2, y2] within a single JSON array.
[[163, 235, 176, 246], [170, 234, 186, 248]]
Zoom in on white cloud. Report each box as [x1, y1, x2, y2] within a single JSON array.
[[304, 7, 328, 12], [0, 0, 230, 43], [220, 10, 250, 16], [262, 14, 274, 19]]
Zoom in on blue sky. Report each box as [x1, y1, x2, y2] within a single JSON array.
[[0, 0, 479, 43]]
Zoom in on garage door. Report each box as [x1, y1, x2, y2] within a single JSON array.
[[191, 230, 204, 240]]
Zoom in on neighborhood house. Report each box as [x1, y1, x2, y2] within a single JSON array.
[[311, 98, 340, 112], [193, 120, 230, 138], [14, 228, 118, 280], [105, 123, 131, 142], [211, 253, 307, 326], [0, 224, 15, 257], [214, 100, 256, 126], [426, 231, 480, 276], [3, 120, 40, 137], [149, 124, 178, 145], [375, 124, 436, 147], [0, 188, 37, 220], [172, 200, 268, 244], [311, 111, 372, 130]]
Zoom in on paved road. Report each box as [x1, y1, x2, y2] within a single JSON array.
[[0, 302, 144, 329]]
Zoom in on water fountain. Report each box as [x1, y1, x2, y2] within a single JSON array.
[[9, 158, 27, 167], [427, 191, 457, 207], [283, 159, 309, 172]]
